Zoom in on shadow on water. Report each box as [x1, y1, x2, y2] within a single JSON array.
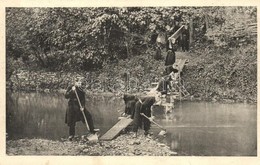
[[6, 92, 257, 156]]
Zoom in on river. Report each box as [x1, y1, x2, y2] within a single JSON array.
[[6, 92, 257, 156]]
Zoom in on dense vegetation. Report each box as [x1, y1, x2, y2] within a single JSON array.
[[6, 7, 257, 102]]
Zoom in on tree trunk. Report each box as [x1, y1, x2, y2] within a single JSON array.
[[205, 14, 209, 32], [125, 42, 130, 58], [189, 18, 194, 45]]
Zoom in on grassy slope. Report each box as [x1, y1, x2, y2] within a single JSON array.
[[8, 43, 256, 103], [183, 44, 257, 103], [97, 44, 256, 103]]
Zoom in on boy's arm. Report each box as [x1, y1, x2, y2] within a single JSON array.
[[65, 85, 73, 99]]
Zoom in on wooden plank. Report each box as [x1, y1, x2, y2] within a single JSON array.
[[177, 59, 187, 72], [169, 25, 185, 40], [100, 117, 133, 141]]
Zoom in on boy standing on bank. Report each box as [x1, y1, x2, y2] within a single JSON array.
[[65, 78, 98, 140]]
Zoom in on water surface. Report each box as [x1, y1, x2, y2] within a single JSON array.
[[153, 101, 257, 156], [6, 92, 123, 140], [6, 92, 257, 156]]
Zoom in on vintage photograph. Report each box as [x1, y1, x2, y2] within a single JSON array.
[[6, 7, 257, 156]]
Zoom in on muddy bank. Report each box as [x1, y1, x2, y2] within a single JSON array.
[[6, 131, 177, 156]]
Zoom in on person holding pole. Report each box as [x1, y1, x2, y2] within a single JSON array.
[[65, 78, 98, 141], [132, 97, 155, 138]]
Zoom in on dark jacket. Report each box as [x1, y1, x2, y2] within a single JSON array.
[[123, 94, 138, 116], [182, 29, 189, 41], [181, 28, 190, 51], [154, 47, 162, 60], [123, 94, 136, 103], [156, 78, 172, 95], [132, 97, 155, 132], [164, 65, 179, 75], [64, 85, 86, 126], [165, 50, 176, 66]]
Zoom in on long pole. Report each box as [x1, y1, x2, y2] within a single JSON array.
[[140, 113, 166, 131], [74, 88, 90, 131]]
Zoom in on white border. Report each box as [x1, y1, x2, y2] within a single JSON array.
[[1, 1, 259, 165]]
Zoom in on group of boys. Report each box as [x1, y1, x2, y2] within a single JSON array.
[[122, 94, 159, 138], [119, 26, 183, 138], [64, 23, 182, 140], [121, 48, 180, 137], [64, 78, 161, 140]]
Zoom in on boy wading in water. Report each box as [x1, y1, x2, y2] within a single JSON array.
[[65, 78, 98, 141]]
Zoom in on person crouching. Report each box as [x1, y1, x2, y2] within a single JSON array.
[[132, 97, 158, 138], [122, 94, 138, 117]]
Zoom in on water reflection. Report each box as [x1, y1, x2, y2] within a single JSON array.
[[153, 101, 257, 156], [6, 92, 257, 156], [6, 92, 124, 140]]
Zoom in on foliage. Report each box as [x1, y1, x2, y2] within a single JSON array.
[[205, 7, 257, 48], [183, 43, 256, 102], [6, 7, 190, 72], [177, 6, 257, 102], [6, 7, 257, 102]]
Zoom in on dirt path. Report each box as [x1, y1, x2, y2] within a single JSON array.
[[175, 51, 190, 59]]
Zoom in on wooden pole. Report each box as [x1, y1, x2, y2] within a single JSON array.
[[189, 18, 193, 46]]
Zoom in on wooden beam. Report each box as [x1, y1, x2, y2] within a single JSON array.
[[168, 25, 185, 40], [100, 117, 133, 141]]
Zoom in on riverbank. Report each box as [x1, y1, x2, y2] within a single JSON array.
[[6, 49, 257, 104], [6, 131, 177, 156], [7, 89, 254, 105]]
